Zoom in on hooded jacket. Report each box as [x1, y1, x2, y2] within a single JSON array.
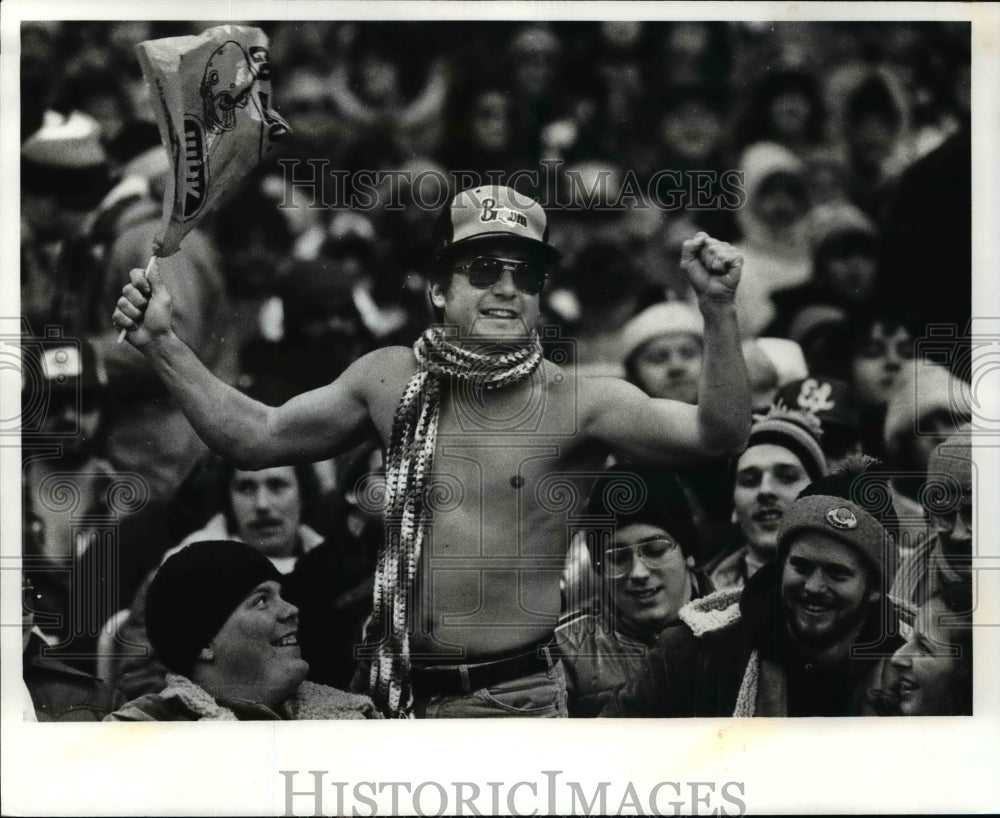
[[733, 142, 813, 338], [601, 563, 897, 717], [766, 202, 878, 338]]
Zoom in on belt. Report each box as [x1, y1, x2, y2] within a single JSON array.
[[410, 645, 556, 696]]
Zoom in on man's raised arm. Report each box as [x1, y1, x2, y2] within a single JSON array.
[[112, 264, 374, 468], [585, 233, 751, 463], [685, 232, 752, 455]]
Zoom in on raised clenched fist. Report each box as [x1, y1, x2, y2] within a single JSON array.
[[680, 232, 743, 305]]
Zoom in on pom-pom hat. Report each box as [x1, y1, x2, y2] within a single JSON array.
[[744, 405, 828, 482]]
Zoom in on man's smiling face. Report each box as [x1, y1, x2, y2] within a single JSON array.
[[431, 237, 545, 340], [206, 580, 308, 709], [780, 531, 879, 648]]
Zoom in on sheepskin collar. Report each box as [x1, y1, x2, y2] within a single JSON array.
[[160, 673, 380, 720]]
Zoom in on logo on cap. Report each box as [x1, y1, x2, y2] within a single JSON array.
[[825, 506, 859, 530], [797, 378, 836, 414], [481, 197, 528, 229]]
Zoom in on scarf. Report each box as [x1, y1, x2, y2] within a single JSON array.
[[367, 327, 544, 717]]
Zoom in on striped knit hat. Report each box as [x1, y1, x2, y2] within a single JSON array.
[[744, 405, 827, 481]]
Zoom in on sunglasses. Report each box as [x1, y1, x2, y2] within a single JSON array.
[[453, 256, 548, 295], [603, 538, 678, 579]]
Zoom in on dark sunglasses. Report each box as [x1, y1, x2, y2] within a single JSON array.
[[453, 256, 548, 295]]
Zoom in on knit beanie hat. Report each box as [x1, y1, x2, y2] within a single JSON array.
[[621, 301, 704, 364], [146, 540, 283, 676], [779, 456, 894, 584], [744, 405, 827, 482], [925, 430, 973, 510], [587, 464, 699, 566], [883, 360, 971, 460]]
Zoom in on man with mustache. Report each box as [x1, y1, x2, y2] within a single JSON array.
[[604, 460, 901, 717], [708, 406, 827, 590], [115, 461, 373, 698], [106, 540, 379, 721]]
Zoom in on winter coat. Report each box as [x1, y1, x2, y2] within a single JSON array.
[[105, 673, 381, 721], [602, 563, 898, 717], [114, 518, 324, 700], [556, 571, 713, 717], [706, 545, 760, 592], [23, 632, 125, 722]]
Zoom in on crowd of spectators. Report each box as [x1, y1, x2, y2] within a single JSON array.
[[19, 19, 973, 720]]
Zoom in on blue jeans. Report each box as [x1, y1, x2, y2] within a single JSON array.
[[412, 650, 568, 718]]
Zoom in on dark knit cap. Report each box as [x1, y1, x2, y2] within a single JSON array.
[[146, 540, 282, 676], [587, 464, 699, 566]]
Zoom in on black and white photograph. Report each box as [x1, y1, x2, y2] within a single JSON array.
[[2, 1, 999, 815]]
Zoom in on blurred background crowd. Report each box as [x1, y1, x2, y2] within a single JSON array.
[[19, 19, 973, 719]]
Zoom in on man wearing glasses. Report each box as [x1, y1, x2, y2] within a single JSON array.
[[893, 430, 973, 608], [556, 465, 713, 716], [112, 184, 751, 718]]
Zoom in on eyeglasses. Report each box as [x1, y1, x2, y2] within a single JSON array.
[[453, 256, 548, 295], [603, 538, 678, 579]]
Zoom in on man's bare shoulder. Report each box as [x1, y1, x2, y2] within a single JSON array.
[[553, 364, 642, 409], [345, 345, 417, 397]]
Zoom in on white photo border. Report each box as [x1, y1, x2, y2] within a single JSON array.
[[2, 1, 998, 815]]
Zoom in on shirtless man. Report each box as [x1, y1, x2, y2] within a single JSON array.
[[112, 185, 750, 718]]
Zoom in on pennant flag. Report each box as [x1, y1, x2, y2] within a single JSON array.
[[136, 24, 291, 256]]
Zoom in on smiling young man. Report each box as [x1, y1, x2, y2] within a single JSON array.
[[708, 406, 827, 590], [112, 185, 751, 718], [556, 465, 712, 716], [113, 462, 321, 695], [106, 540, 379, 721], [603, 460, 901, 717]]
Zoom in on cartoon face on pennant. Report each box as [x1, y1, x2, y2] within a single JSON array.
[[201, 41, 256, 134]]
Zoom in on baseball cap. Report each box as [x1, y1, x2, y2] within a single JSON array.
[[433, 185, 560, 263], [776, 377, 860, 433], [21, 110, 110, 209]]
